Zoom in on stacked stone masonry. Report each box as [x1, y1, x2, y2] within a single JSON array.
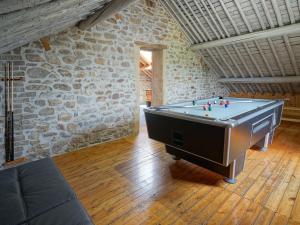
[[0, 0, 227, 165]]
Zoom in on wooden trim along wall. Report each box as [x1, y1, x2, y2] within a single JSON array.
[[230, 92, 300, 123]]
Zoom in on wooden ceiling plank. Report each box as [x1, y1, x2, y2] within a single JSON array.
[[266, 38, 285, 93], [232, 45, 256, 93], [176, 0, 206, 42], [0, 5, 90, 54], [242, 43, 264, 93], [0, 0, 103, 30], [285, 0, 295, 24], [206, 49, 227, 76], [270, 0, 283, 26], [191, 23, 300, 50], [261, 0, 275, 28], [161, 0, 195, 43], [0, 0, 51, 15], [283, 35, 299, 76], [219, 0, 240, 35], [268, 38, 285, 77], [232, 0, 267, 93], [269, 0, 294, 93], [169, 0, 203, 42], [200, 50, 238, 92], [78, 0, 135, 30], [233, 0, 253, 32], [213, 47, 240, 92], [219, 76, 300, 84], [182, 0, 212, 41], [194, 1, 221, 39], [222, 46, 248, 92], [204, 0, 230, 38], [250, 0, 266, 30]]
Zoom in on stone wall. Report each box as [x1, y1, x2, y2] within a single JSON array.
[[139, 72, 152, 105], [0, 0, 228, 165]]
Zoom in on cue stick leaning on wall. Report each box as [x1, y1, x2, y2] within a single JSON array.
[[4, 63, 10, 162], [3, 62, 14, 162], [10, 62, 14, 161]]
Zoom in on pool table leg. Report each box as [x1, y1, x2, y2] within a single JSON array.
[[255, 132, 270, 151], [224, 152, 246, 184]]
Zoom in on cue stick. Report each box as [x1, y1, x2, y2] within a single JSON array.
[[7, 62, 12, 161], [4, 63, 10, 162], [10, 62, 14, 161]]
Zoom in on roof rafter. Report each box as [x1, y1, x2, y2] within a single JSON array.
[[285, 0, 295, 24], [161, 0, 195, 43], [182, 0, 212, 41], [233, 0, 252, 32], [219, 0, 240, 35], [170, 0, 203, 42], [191, 23, 300, 50], [193, 1, 220, 39], [250, 0, 266, 30], [222, 46, 248, 93], [176, 0, 206, 42], [219, 76, 300, 84], [78, 0, 135, 30], [261, 0, 275, 28], [270, 0, 283, 26], [204, 0, 229, 38], [205, 49, 238, 92]]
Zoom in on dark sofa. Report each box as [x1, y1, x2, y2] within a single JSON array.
[[0, 158, 94, 225]]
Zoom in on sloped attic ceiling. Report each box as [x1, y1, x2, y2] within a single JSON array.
[[161, 0, 300, 94], [0, 0, 113, 54]]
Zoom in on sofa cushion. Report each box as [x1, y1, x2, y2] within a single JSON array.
[[18, 158, 76, 218], [0, 158, 92, 225], [0, 168, 27, 225]]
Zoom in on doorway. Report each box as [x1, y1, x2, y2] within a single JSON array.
[[134, 41, 167, 134]]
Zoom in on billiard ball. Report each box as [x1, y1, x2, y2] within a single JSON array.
[[220, 100, 224, 105], [203, 105, 207, 111], [208, 105, 212, 111], [225, 104, 228, 108], [214, 100, 217, 104]]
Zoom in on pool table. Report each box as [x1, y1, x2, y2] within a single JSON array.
[[144, 97, 284, 183]]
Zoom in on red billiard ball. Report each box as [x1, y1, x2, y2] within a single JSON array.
[[220, 100, 224, 105], [203, 105, 207, 111]]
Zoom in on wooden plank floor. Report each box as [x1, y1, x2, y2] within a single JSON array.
[[54, 122, 300, 225]]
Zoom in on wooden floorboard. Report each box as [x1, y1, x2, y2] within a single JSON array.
[[54, 122, 300, 225]]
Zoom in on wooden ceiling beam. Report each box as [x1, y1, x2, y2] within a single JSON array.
[[219, 76, 300, 84], [78, 0, 136, 30], [191, 23, 300, 50], [0, 0, 51, 14]]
